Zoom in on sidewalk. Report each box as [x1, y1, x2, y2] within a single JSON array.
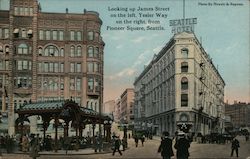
[[1, 146, 112, 156]]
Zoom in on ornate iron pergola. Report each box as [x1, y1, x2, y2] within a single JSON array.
[[15, 99, 112, 151]]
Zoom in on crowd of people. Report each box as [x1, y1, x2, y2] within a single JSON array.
[[0, 129, 248, 158]]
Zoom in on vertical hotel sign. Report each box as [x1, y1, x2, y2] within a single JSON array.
[[169, 18, 197, 33]]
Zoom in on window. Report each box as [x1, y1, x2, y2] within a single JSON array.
[[88, 46, 94, 57], [95, 78, 100, 92], [38, 63, 42, 72], [44, 45, 59, 56], [60, 48, 64, 57], [181, 77, 188, 90], [29, 61, 31, 70], [39, 30, 44, 40], [21, 28, 26, 38], [44, 63, 49, 72], [45, 30, 50, 40], [76, 78, 81, 91], [94, 47, 99, 58], [14, 7, 18, 15], [4, 29, 9, 38], [77, 46, 82, 56], [88, 63, 93, 72], [0, 29, 2, 38], [70, 63, 75, 72], [77, 31, 81, 41], [70, 78, 75, 90], [59, 31, 64, 40], [16, 76, 32, 88], [0, 45, 3, 53], [181, 62, 188, 72], [49, 63, 53, 72], [17, 60, 31, 70], [88, 31, 94, 40], [17, 61, 22, 70], [70, 46, 75, 57], [24, 7, 29, 15], [17, 44, 28, 54], [38, 48, 43, 56], [95, 32, 99, 41], [23, 60, 28, 70], [76, 63, 81, 72], [181, 48, 188, 58], [88, 77, 94, 91], [94, 63, 99, 72], [52, 30, 57, 40], [5, 60, 9, 69], [20, 7, 24, 15], [181, 94, 188, 107], [29, 8, 33, 15], [54, 63, 59, 72], [70, 31, 75, 41], [0, 61, 3, 70], [60, 63, 64, 72]]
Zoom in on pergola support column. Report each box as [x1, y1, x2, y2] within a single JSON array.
[[54, 116, 59, 152]]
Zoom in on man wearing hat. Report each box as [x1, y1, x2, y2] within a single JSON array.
[[174, 131, 190, 159], [158, 131, 174, 159]]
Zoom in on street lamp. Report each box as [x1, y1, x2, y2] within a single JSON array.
[[104, 120, 112, 142], [123, 117, 127, 139]]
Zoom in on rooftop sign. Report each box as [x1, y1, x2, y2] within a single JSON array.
[[169, 18, 197, 34]]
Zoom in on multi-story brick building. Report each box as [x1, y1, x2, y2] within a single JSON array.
[[225, 101, 250, 129], [134, 32, 225, 136], [120, 88, 135, 124], [0, 0, 104, 135]]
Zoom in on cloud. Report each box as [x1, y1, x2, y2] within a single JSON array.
[[106, 45, 164, 81], [105, 68, 136, 80], [131, 36, 147, 43], [116, 45, 123, 49], [153, 45, 162, 54]]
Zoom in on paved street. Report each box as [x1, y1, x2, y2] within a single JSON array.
[[1, 136, 249, 159]]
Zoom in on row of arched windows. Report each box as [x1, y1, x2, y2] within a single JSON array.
[[37, 45, 100, 58]]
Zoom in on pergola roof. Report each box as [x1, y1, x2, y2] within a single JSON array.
[[20, 101, 64, 111], [16, 100, 113, 124]]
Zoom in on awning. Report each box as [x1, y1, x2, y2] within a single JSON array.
[[13, 28, 19, 33], [27, 29, 33, 34]]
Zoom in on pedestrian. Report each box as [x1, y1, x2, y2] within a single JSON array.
[[121, 137, 127, 151], [134, 135, 139, 147], [141, 135, 145, 146], [231, 137, 240, 157], [245, 133, 249, 142], [174, 132, 190, 159], [112, 136, 122, 156], [29, 134, 40, 159], [158, 131, 174, 159], [22, 134, 29, 152], [63, 136, 71, 154]]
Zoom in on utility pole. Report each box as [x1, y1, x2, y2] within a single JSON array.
[[183, 0, 185, 19]]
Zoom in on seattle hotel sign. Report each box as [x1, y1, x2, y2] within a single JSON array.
[[169, 18, 197, 33]]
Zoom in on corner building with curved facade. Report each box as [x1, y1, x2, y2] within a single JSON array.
[[0, 0, 104, 134], [134, 32, 225, 136]]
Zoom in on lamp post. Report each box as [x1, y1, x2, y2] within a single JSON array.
[[104, 120, 112, 142], [123, 117, 127, 139]]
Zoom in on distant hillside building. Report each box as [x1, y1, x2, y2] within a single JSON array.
[[134, 32, 225, 136]]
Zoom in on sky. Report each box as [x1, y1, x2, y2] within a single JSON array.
[[1, 0, 249, 104]]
